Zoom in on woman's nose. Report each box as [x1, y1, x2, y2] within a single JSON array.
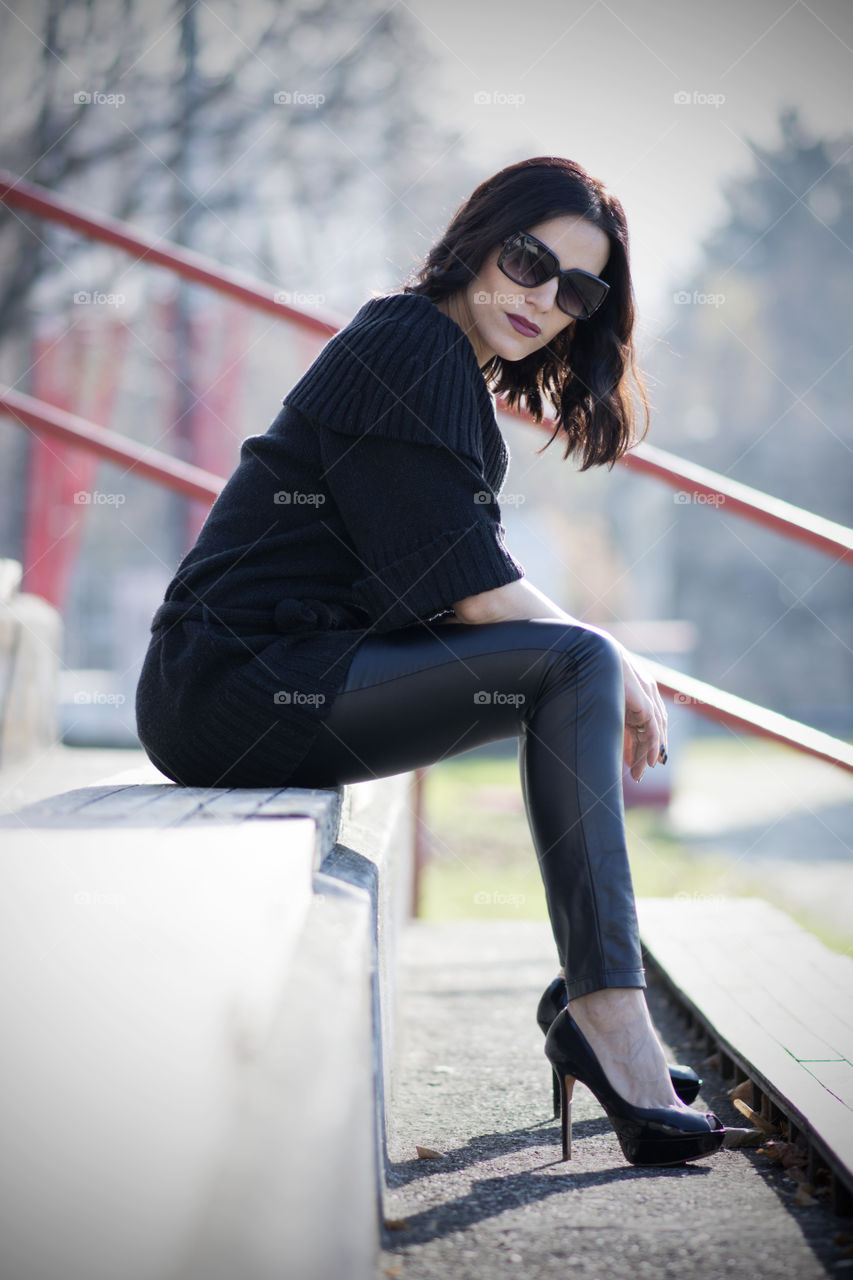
[[530, 277, 559, 311]]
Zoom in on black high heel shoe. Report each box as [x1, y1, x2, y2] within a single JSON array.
[[544, 1006, 726, 1166], [536, 975, 701, 1115]]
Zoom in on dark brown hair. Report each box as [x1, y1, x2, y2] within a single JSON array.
[[403, 156, 650, 470]]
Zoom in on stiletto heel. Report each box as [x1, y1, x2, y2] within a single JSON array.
[[544, 1007, 726, 1167], [536, 975, 702, 1113], [551, 1064, 561, 1118], [559, 1071, 576, 1160]]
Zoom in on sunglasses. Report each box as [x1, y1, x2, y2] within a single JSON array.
[[497, 230, 610, 320]]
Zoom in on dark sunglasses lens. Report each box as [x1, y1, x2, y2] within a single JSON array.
[[558, 273, 607, 318], [500, 238, 553, 287]]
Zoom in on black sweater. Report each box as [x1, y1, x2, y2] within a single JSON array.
[[135, 291, 526, 786]]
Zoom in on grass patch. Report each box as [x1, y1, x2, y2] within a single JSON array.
[[418, 752, 728, 921], [417, 745, 853, 956]]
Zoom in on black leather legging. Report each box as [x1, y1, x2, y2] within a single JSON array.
[[287, 618, 645, 999]]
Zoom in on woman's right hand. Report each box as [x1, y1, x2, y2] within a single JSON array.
[[618, 646, 668, 782], [453, 577, 669, 779]]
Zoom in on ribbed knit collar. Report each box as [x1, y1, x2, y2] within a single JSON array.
[[357, 291, 510, 495]]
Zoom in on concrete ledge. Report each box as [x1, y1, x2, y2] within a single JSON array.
[[0, 560, 62, 766], [0, 764, 416, 1280]]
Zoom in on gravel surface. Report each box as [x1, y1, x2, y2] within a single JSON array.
[[379, 919, 851, 1280]]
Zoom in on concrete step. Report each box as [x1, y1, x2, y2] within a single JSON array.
[[0, 760, 417, 1280]]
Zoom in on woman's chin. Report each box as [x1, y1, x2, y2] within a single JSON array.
[[485, 329, 538, 363]]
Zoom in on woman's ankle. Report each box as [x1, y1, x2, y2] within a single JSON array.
[[567, 986, 682, 1109], [569, 985, 648, 1031]]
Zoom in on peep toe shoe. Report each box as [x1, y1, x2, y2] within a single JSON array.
[[536, 975, 701, 1116], [544, 1007, 726, 1166]]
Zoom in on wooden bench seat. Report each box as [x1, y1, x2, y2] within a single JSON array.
[[638, 896, 853, 1213]]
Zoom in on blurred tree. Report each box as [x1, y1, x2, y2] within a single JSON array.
[[609, 105, 853, 731], [0, 0, 476, 683], [0, 0, 465, 331]]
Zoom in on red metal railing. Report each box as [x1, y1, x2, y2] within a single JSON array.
[[5, 171, 850, 563], [0, 385, 222, 504], [1, 169, 851, 791]]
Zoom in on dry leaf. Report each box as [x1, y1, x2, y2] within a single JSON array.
[[700, 1052, 721, 1071], [794, 1184, 818, 1207], [416, 1145, 445, 1160], [384, 1218, 409, 1231], [383, 1269, 402, 1278], [733, 1098, 780, 1135], [758, 1141, 786, 1163], [723, 1127, 765, 1148], [728, 1079, 752, 1103]]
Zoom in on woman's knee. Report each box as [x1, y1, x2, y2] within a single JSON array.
[[549, 621, 622, 674]]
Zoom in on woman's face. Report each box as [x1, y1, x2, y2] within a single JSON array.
[[462, 214, 611, 366]]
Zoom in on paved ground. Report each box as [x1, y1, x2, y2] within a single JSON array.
[[379, 919, 852, 1280], [667, 740, 853, 946]]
